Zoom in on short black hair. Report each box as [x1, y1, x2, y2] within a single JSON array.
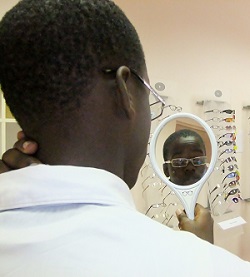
[[163, 129, 205, 161], [0, 0, 145, 130]]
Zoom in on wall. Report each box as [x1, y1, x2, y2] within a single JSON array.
[[112, 0, 250, 210]]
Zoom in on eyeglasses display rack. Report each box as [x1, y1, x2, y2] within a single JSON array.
[[140, 102, 183, 229], [199, 100, 240, 216]]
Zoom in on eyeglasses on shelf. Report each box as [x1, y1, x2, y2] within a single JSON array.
[[219, 156, 237, 166], [206, 117, 221, 122], [204, 109, 235, 114], [222, 163, 238, 173], [224, 188, 240, 201], [223, 180, 240, 190], [210, 125, 236, 131], [218, 148, 237, 157], [145, 202, 167, 215], [232, 196, 242, 203], [163, 104, 182, 112], [217, 132, 236, 141], [206, 117, 235, 123], [218, 140, 236, 148], [221, 117, 235, 123], [222, 125, 237, 131], [209, 184, 221, 195], [226, 164, 238, 172], [221, 171, 240, 184]]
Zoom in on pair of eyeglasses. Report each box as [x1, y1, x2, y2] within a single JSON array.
[[221, 171, 240, 183], [222, 109, 235, 114], [226, 164, 238, 172], [164, 156, 207, 168], [145, 202, 166, 215], [219, 156, 237, 166], [232, 196, 242, 203], [210, 125, 221, 130], [223, 180, 239, 190], [221, 117, 235, 123], [209, 184, 221, 194], [206, 117, 235, 123], [222, 164, 238, 173], [218, 140, 236, 148], [211, 193, 223, 204], [164, 104, 182, 112], [224, 188, 240, 201], [206, 117, 221, 122], [222, 125, 237, 131], [205, 109, 235, 114], [218, 148, 237, 157], [217, 132, 236, 140], [103, 68, 166, 121]]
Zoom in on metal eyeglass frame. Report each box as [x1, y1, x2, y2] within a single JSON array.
[[103, 68, 166, 120], [164, 156, 207, 168]]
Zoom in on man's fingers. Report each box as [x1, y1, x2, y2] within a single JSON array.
[[17, 130, 25, 140], [14, 138, 38, 155], [176, 209, 189, 229], [2, 148, 41, 169]]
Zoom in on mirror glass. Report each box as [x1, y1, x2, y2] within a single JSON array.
[[150, 113, 217, 219], [157, 118, 211, 186]]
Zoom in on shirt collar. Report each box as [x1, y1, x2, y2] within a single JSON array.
[[0, 164, 136, 211]]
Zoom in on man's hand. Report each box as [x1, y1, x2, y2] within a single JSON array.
[[176, 203, 214, 244], [0, 131, 41, 173]]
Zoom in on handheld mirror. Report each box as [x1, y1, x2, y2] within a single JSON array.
[[149, 113, 218, 219]]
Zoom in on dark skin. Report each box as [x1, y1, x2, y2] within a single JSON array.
[[176, 204, 214, 244], [13, 66, 151, 190], [0, 131, 214, 244], [163, 135, 207, 186]]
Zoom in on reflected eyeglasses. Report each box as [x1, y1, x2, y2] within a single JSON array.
[[164, 156, 207, 168], [103, 68, 166, 121]]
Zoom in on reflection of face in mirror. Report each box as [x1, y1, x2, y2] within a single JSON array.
[[162, 129, 207, 186]]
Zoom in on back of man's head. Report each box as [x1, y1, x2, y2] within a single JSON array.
[[0, 0, 145, 133]]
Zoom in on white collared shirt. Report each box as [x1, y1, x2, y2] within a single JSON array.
[[0, 165, 249, 276]]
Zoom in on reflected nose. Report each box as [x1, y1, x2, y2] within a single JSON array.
[[185, 161, 196, 172]]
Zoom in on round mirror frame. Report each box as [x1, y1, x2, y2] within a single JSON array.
[[149, 112, 218, 219]]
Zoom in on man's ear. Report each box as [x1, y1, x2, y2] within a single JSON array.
[[163, 163, 170, 177], [115, 66, 135, 120]]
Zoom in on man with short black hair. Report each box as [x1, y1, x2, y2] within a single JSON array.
[[0, 0, 249, 276], [163, 129, 207, 185]]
